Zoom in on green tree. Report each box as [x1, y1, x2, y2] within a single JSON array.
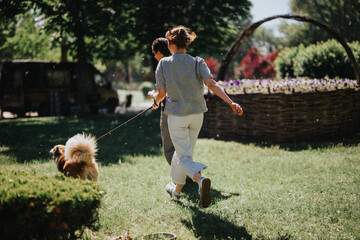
[[0, 11, 60, 61], [0, 0, 122, 116], [1, 0, 253, 85], [0, 17, 17, 60], [280, 0, 360, 47], [114, 0, 252, 71], [251, 26, 285, 53], [0, 0, 32, 59], [31, 0, 119, 116]]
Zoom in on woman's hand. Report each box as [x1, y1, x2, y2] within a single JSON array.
[[205, 78, 243, 116], [152, 99, 160, 109], [231, 103, 243, 116], [152, 88, 166, 110]]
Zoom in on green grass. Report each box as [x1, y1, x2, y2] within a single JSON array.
[[0, 112, 359, 239]]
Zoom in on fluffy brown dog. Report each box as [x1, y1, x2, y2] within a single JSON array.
[[50, 133, 99, 181]]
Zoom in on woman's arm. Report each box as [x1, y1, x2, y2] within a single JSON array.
[[205, 78, 243, 116], [152, 88, 166, 109]]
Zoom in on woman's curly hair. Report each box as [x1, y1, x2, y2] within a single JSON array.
[[165, 26, 197, 49]]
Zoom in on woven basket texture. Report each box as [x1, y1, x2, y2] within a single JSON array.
[[201, 89, 360, 142]]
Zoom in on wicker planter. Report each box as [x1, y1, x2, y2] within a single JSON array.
[[201, 89, 360, 142]]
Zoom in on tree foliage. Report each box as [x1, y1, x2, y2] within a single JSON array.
[[1, 0, 120, 61], [0, 11, 60, 61], [1, 0, 252, 71], [251, 26, 285, 53], [0, 17, 17, 60], [279, 0, 360, 47], [104, 0, 252, 70]]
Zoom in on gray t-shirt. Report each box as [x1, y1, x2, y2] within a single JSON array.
[[155, 53, 213, 116]]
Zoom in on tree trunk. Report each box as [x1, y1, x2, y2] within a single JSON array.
[[74, 20, 90, 117], [60, 39, 68, 62], [125, 61, 132, 85]]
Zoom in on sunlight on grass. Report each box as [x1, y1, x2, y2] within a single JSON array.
[[1, 115, 359, 239], [92, 140, 360, 239]]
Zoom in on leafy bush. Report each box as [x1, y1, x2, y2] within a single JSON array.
[[275, 46, 301, 78], [0, 169, 104, 240], [275, 40, 360, 79], [235, 48, 278, 79]]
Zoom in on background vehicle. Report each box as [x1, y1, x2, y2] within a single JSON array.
[[0, 60, 119, 117]]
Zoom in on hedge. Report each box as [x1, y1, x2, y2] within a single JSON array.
[[0, 169, 105, 240], [275, 40, 360, 79]]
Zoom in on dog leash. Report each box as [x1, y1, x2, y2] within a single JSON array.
[[96, 106, 153, 141]]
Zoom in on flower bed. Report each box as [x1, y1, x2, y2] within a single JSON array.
[[201, 79, 360, 142], [219, 78, 358, 94]]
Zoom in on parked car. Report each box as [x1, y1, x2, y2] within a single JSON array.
[[0, 60, 119, 117]]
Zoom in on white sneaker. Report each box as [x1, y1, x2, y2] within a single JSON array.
[[166, 182, 180, 201]]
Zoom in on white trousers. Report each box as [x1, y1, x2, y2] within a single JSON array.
[[168, 113, 207, 184]]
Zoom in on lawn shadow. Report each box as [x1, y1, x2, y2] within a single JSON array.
[[0, 110, 162, 164], [179, 203, 252, 240], [200, 131, 360, 151], [179, 183, 250, 239], [181, 183, 240, 204]]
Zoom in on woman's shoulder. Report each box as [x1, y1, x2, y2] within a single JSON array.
[[183, 54, 205, 65], [185, 54, 200, 61], [186, 55, 205, 65], [159, 54, 204, 66], [157, 56, 173, 70], [159, 55, 174, 63]]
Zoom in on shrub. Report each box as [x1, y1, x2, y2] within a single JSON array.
[[0, 169, 105, 240], [275, 46, 301, 78], [275, 40, 360, 79], [235, 48, 278, 79]]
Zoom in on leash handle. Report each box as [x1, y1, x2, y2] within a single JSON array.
[[96, 106, 153, 141]]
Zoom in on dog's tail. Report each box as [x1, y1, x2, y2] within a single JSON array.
[[65, 133, 97, 164]]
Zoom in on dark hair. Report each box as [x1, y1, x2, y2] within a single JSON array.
[[165, 26, 197, 49], [152, 38, 171, 56]]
